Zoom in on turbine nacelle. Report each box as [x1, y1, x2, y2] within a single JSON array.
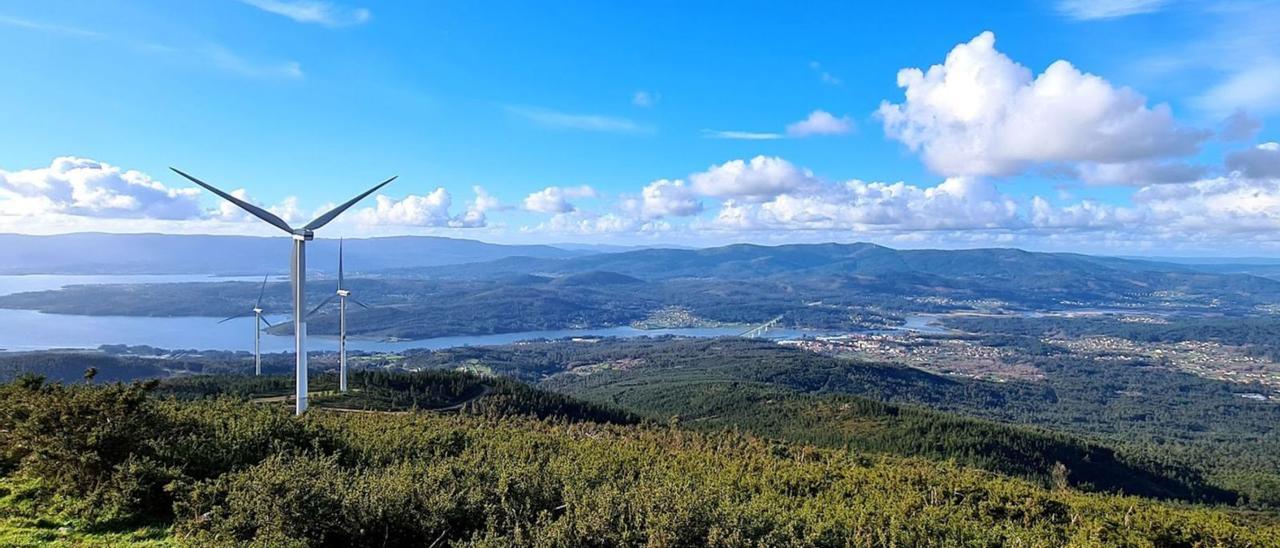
[[292, 229, 315, 241]]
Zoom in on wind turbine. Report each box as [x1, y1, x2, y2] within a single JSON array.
[[171, 167, 395, 415], [218, 275, 273, 376], [307, 238, 370, 392]]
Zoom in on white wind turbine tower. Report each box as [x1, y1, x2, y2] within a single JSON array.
[[218, 275, 273, 376], [307, 238, 370, 393], [171, 167, 395, 415]]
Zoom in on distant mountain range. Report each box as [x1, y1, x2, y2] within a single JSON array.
[[4, 240, 1279, 337], [0, 233, 585, 275], [400, 242, 1280, 310], [409, 242, 1200, 280]]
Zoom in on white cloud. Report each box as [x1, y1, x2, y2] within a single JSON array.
[[786, 110, 854, 137], [0, 157, 203, 219], [355, 188, 483, 228], [525, 211, 670, 236], [878, 31, 1207, 179], [239, 0, 371, 27], [709, 177, 1025, 232], [1133, 174, 1280, 232], [627, 179, 703, 219], [1056, 0, 1166, 20], [700, 129, 784, 140], [506, 106, 649, 134], [452, 187, 498, 228], [689, 156, 820, 201], [632, 91, 657, 108], [522, 185, 598, 214], [1075, 161, 1206, 186], [1226, 142, 1280, 179]]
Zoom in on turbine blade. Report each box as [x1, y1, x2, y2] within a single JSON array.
[[260, 315, 273, 327], [350, 298, 371, 309], [303, 176, 397, 231], [170, 168, 294, 234], [338, 238, 344, 290], [307, 295, 336, 318], [218, 312, 249, 324], [256, 274, 268, 308]]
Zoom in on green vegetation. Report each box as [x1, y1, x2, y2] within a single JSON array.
[[555, 381, 1226, 502], [408, 337, 1280, 508], [946, 314, 1280, 360], [159, 370, 639, 424], [2, 375, 1278, 546], [7, 243, 1280, 339]]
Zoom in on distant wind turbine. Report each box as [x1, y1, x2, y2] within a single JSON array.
[[171, 167, 395, 415], [218, 275, 273, 376], [307, 238, 370, 393]]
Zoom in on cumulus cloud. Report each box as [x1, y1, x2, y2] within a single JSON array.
[[357, 189, 452, 226], [690, 156, 820, 201], [523, 211, 672, 236], [1220, 109, 1263, 141], [710, 177, 1024, 232], [786, 110, 854, 137], [1226, 142, 1280, 179], [0, 157, 203, 219], [1133, 174, 1280, 232], [452, 186, 499, 228], [239, 0, 371, 27], [354, 188, 489, 228], [522, 185, 598, 214], [878, 31, 1208, 179], [1075, 161, 1207, 186], [1055, 0, 1166, 20], [626, 179, 703, 219]]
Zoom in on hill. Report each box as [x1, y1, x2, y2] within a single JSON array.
[[1, 376, 1276, 546], [6, 242, 1280, 340], [0, 233, 584, 275], [403, 242, 1280, 310], [411, 337, 1280, 508]]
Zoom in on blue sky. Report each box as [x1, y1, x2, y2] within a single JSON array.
[[1, 0, 1278, 255]]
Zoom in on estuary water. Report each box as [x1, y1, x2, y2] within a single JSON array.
[[0, 274, 809, 353]]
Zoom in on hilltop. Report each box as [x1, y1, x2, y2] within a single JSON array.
[[1, 373, 1277, 546]]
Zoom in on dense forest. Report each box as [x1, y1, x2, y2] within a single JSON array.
[[2, 374, 1278, 546]]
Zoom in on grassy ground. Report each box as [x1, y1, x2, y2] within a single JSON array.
[[0, 476, 174, 547]]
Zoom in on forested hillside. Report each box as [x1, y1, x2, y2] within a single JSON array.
[[1, 375, 1277, 546], [411, 337, 1280, 508]]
